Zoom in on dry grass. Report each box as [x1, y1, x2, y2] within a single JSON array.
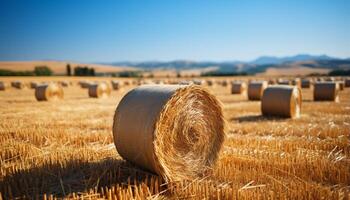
[[0, 77, 349, 199]]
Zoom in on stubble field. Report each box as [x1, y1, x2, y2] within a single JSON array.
[[0, 77, 349, 199]]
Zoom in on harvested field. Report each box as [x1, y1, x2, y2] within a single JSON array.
[[0, 76, 349, 199]]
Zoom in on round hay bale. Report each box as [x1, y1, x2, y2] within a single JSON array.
[[248, 81, 268, 100], [314, 82, 339, 102], [277, 79, 291, 85], [0, 81, 7, 91], [206, 79, 213, 86], [11, 81, 25, 89], [35, 83, 64, 101], [301, 79, 312, 88], [231, 82, 247, 94], [221, 80, 228, 87], [79, 81, 91, 88], [345, 79, 350, 87], [113, 85, 225, 182], [30, 81, 39, 89], [60, 81, 69, 87], [261, 85, 301, 118], [88, 82, 111, 98], [111, 80, 120, 90], [338, 81, 344, 91], [268, 79, 277, 85], [291, 78, 301, 88]]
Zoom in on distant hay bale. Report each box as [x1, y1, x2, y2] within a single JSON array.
[[221, 80, 228, 87], [301, 79, 312, 88], [60, 81, 69, 87], [35, 83, 64, 101], [206, 80, 213, 86], [338, 81, 344, 91], [111, 80, 120, 90], [314, 82, 339, 102], [124, 80, 130, 86], [291, 78, 301, 88], [88, 82, 111, 98], [0, 81, 7, 91], [345, 79, 350, 87], [79, 81, 91, 88], [248, 81, 268, 100], [277, 79, 291, 85], [231, 82, 247, 95], [268, 79, 276, 85], [193, 79, 204, 85], [11, 81, 25, 89], [30, 81, 39, 89], [113, 85, 225, 182], [261, 85, 302, 118]]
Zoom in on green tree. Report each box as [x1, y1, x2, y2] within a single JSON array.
[[66, 64, 71, 76], [34, 66, 53, 76]]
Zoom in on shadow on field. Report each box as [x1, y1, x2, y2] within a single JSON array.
[[232, 115, 287, 122], [0, 158, 160, 198]]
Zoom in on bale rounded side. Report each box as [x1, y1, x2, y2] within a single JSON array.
[[113, 85, 225, 182], [313, 82, 339, 102], [35, 83, 64, 101], [247, 81, 268, 100], [261, 85, 302, 118]]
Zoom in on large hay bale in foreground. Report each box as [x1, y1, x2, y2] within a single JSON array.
[[35, 84, 64, 101], [88, 82, 111, 98], [261, 86, 301, 118], [314, 82, 339, 102], [231, 82, 247, 94], [11, 81, 25, 89], [113, 85, 225, 182], [248, 81, 268, 100]]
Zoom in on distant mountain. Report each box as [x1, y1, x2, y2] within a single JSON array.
[[103, 54, 350, 75], [251, 54, 337, 65]]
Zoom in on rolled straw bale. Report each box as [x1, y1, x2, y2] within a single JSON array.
[[268, 79, 277, 85], [206, 79, 213, 86], [0, 81, 7, 90], [60, 81, 69, 87], [277, 79, 291, 85], [313, 82, 339, 102], [193, 79, 204, 85], [301, 79, 312, 88], [247, 81, 268, 100], [124, 80, 130, 86], [221, 80, 228, 87], [325, 77, 335, 82], [88, 82, 111, 98], [11, 81, 25, 89], [79, 81, 91, 88], [30, 81, 39, 89], [35, 83, 64, 101], [261, 85, 301, 118], [345, 79, 350, 87], [337, 81, 344, 91], [113, 85, 225, 182], [111, 80, 121, 90], [231, 82, 247, 94], [291, 78, 301, 88]]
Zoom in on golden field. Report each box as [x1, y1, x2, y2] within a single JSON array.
[[0, 76, 349, 199]]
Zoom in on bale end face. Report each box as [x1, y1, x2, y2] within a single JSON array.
[[113, 85, 225, 182], [35, 84, 64, 101], [261, 86, 302, 118]]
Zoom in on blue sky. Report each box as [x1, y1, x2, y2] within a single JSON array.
[[0, 0, 349, 62]]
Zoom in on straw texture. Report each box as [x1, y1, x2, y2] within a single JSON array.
[[261, 85, 302, 118], [314, 82, 339, 102], [88, 82, 111, 98], [248, 81, 268, 100], [231, 82, 247, 94], [113, 85, 225, 182], [35, 83, 64, 101]]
